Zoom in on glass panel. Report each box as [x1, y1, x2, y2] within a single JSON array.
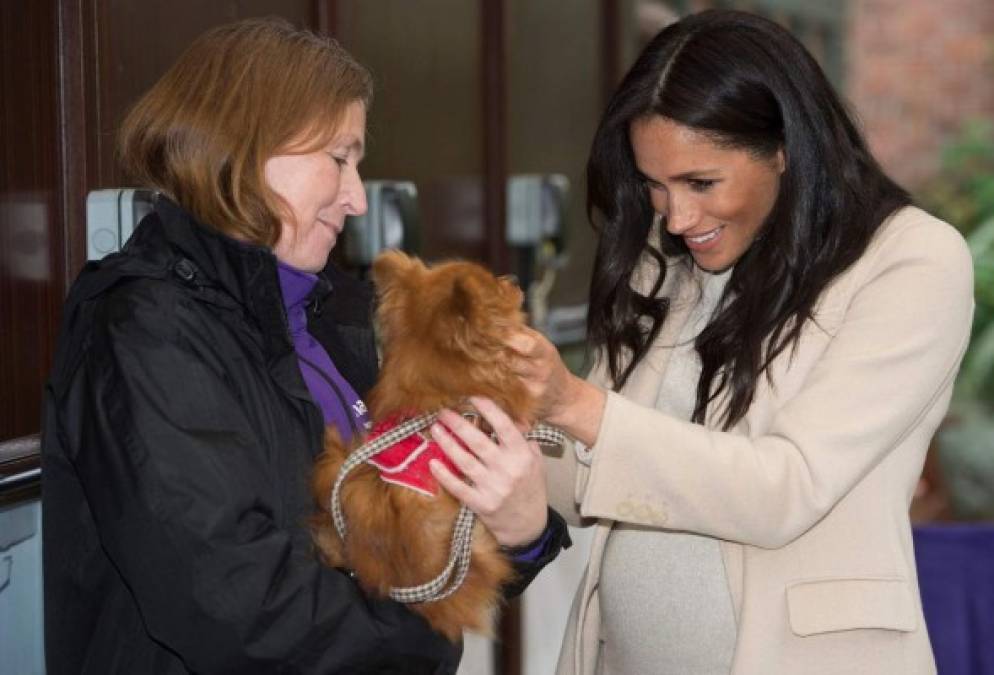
[[506, 0, 602, 347], [0, 1, 63, 440], [335, 0, 486, 263]]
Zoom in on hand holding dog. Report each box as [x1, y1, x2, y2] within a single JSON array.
[[429, 397, 548, 548], [506, 327, 607, 447]]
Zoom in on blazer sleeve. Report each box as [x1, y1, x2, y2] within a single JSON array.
[[543, 441, 589, 528], [71, 289, 459, 674], [575, 215, 975, 549]]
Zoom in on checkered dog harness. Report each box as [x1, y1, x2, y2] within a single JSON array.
[[330, 411, 566, 604]]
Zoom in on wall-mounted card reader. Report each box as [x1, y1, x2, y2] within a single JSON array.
[[506, 174, 569, 247], [86, 189, 157, 260], [343, 180, 419, 267]]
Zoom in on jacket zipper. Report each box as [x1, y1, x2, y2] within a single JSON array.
[[295, 353, 360, 437]]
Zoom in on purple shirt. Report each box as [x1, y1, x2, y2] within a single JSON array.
[[277, 261, 370, 442]]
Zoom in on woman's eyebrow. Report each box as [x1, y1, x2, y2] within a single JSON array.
[[350, 139, 366, 161], [635, 168, 663, 184], [670, 169, 719, 180], [334, 134, 365, 160], [635, 166, 719, 184]]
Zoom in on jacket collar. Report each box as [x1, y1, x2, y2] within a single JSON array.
[[131, 197, 296, 363], [151, 199, 363, 321], [153, 197, 278, 305]]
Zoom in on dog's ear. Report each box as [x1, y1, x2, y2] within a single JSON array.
[[451, 272, 496, 324], [438, 273, 504, 357], [451, 271, 525, 326], [372, 250, 425, 293], [449, 275, 477, 320]]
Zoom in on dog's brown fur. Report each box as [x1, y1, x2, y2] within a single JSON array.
[[311, 250, 535, 641]]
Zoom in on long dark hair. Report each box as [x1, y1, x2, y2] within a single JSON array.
[[586, 10, 909, 429]]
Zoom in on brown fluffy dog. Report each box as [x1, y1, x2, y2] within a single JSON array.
[[311, 250, 536, 641]]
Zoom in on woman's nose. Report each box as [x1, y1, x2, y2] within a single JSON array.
[[664, 193, 699, 235], [340, 169, 368, 216]]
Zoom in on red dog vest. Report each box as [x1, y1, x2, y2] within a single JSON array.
[[366, 416, 463, 497]]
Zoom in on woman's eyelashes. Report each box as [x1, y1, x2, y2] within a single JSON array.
[[639, 174, 717, 193], [328, 152, 348, 168], [640, 174, 665, 192], [687, 178, 717, 192]]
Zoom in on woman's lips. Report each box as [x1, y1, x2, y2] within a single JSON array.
[[684, 225, 724, 251]]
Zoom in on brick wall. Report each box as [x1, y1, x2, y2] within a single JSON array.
[[847, 0, 994, 190]]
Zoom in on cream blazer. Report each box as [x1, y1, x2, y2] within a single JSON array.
[[545, 207, 974, 675]]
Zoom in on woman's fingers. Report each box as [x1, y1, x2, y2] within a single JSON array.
[[429, 457, 476, 505], [505, 328, 577, 422], [506, 332, 541, 379], [505, 328, 540, 357], [507, 327, 560, 371], [429, 418, 488, 481], [433, 408, 498, 465], [466, 397, 534, 455], [429, 397, 548, 546], [427, 425, 498, 516]]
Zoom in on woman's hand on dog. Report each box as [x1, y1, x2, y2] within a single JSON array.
[[429, 397, 548, 548], [506, 327, 606, 447]]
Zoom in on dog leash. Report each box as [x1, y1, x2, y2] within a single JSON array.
[[330, 412, 566, 604]]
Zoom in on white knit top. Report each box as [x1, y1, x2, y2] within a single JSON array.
[[597, 265, 736, 675]]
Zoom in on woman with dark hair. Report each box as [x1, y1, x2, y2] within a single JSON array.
[[41, 18, 565, 674], [508, 10, 973, 674]]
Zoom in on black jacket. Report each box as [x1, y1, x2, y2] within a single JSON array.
[[42, 198, 566, 674]]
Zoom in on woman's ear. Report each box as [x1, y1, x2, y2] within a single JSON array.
[[775, 146, 786, 174]]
